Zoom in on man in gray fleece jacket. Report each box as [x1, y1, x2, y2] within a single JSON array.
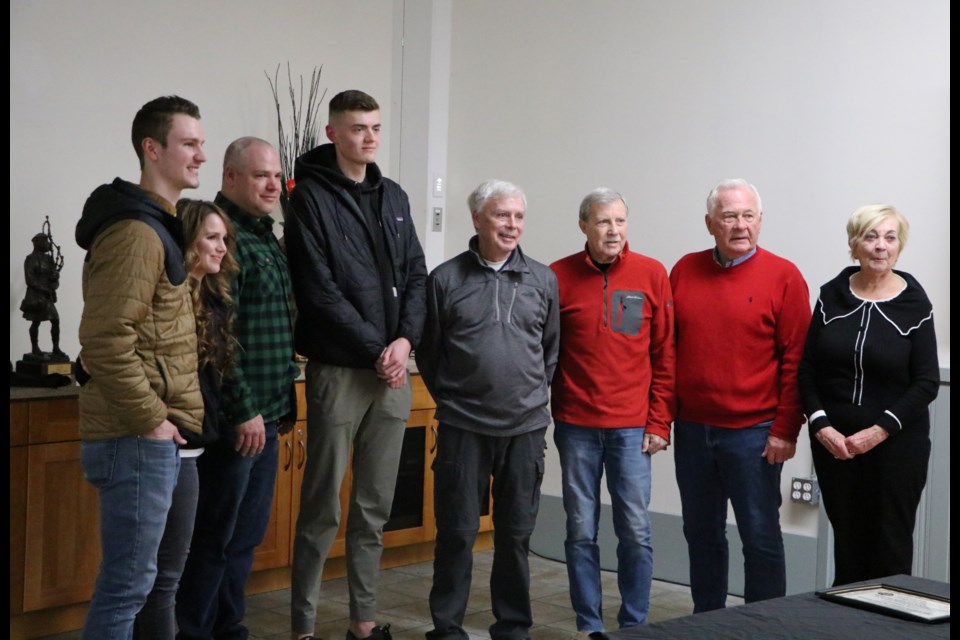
[[416, 179, 560, 640]]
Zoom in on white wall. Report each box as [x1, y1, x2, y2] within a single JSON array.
[[9, 0, 397, 361], [444, 0, 950, 536]]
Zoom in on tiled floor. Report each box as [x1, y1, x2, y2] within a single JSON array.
[[38, 550, 741, 639]]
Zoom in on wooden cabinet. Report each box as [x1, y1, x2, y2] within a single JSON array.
[[11, 393, 101, 639], [10, 397, 101, 616], [10, 402, 28, 617], [23, 441, 102, 611]]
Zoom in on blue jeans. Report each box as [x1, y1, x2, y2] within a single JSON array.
[[553, 422, 653, 631], [176, 423, 279, 640], [135, 454, 200, 640], [81, 435, 181, 640], [674, 420, 786, 612]]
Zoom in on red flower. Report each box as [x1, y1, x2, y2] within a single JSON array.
[[286, 178, 297, 193]]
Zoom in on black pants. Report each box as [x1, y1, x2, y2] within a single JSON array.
[[812, 428, 930, 586], [427, 425, 547, 640]]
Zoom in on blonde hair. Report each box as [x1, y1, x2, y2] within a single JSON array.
[[846, 204, 910, 260], [176, 199, 239, 374]]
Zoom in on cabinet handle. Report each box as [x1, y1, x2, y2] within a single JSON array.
[[297, 429, 307, 470], [284, 437, 293, 471], [430, 421, 438, 455]]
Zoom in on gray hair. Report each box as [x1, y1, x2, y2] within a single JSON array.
[[706, 179, 762, 216], [468, 179, 527, 214], [579, 188, 628, 222]]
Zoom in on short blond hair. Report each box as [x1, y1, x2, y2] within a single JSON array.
[[846, 204, 910, 260]]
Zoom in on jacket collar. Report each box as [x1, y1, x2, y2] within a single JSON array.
[[468, 235, 530, 273], [580, 240, 630, 271], [819, 266, 934, 335]]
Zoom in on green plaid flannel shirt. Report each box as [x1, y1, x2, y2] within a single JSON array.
[[216, 193, 299, 426]]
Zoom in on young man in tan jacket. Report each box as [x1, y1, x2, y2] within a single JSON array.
[[75, 95, 207, 640]]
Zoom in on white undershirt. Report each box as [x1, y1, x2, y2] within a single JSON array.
[[482, 257, 507, 271]]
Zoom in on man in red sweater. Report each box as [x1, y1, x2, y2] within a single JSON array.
[[670, 178, 810, 613], [551, 188, 676, 636]]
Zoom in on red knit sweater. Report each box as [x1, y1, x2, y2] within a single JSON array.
[[550, 246, 676, 440], [669, 247, 810, 442]]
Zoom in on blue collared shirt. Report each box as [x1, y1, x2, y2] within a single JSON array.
[[713, 246, 757, 268]]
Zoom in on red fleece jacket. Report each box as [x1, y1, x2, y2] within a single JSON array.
[[550, 246, 676, 441]]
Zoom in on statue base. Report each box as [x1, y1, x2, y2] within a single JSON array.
[[16, 352, 74, 377]]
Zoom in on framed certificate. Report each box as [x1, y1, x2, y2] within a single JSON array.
[[817, 583, 950, 623]]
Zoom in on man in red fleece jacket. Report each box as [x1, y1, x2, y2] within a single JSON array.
[[550, 188, 676, 637], [670, 178, 811, 613]]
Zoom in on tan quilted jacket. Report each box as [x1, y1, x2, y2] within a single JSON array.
[[78, 219, 203, 439]]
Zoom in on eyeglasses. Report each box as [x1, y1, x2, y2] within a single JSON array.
[[717, 212, 759, 226]]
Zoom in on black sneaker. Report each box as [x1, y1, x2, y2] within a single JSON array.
[[346, 624, 392, 640], [588, 633, 608, 640]]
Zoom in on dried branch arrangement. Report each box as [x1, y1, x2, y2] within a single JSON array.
[[265, 63, 327, 217]]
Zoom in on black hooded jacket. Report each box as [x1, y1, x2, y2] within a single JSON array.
[[285, 143, 427, 368]]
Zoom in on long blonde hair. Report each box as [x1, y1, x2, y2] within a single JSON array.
[[176, 199, 239, 375]]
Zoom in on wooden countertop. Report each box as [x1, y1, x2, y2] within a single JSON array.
[[10, 380, 80, 401]]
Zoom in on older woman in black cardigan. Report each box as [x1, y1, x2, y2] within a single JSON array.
[[798, 204, 939, 586]]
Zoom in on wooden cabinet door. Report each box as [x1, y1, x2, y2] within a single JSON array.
[[289, 423, 306, 530], [383, 411, 434, 547], [289, 422, 309, 552], [253, 382, 307, 570], [288, 383, 311, 557], [252, 430, 293, 571], [23, 441, 101, 611], [11, 401, 29, 614], [11, 445, 28, 614]]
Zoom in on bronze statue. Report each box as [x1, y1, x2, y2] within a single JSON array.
[[20, 217, 66, 358]]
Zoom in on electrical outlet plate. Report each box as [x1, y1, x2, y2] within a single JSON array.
[[790, 477, 820, 506], [432, 207, 443, 232]]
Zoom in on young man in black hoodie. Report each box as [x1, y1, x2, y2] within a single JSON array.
[[285, 90, 427, 640], [74, 95, 206, 640]]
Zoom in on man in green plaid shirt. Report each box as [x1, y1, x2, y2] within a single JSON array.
[[177, 137, 299, 640]]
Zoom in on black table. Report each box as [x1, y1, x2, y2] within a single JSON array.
[[610, 575, 949, 640]]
